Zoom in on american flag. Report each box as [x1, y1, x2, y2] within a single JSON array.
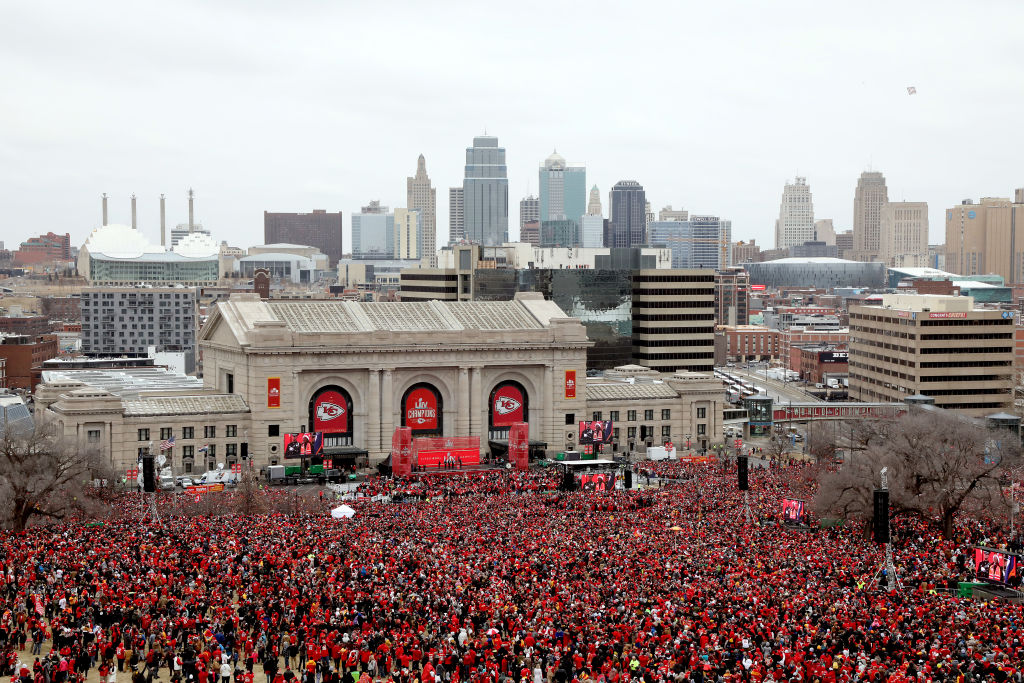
[[159, 435, 176, 451]]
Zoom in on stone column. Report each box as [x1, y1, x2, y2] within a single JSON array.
[[367, 369, 381, 454], [543, 364, 554, 445], [380, 369, 394, 453], [457, 367, 470, 436], [470, 366, 484, 437]]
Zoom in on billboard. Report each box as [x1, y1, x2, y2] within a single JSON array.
[[781, 498, 805, 524], [491, 383, 526, 427], [414, 436, 481, 468], [267, 377, 281, 408], [403, 385, 440, 433], [973, 547, 1018, 585], [580, 473, 616, 493], [312, 388, 349, 433], [578, 420, 613, 445], [283, 432, 323, 458]]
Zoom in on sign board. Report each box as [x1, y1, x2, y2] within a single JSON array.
[[404, 386, 440, 432], [491, 383, 526, 426], [564, 370, 576, 399], [312, 389, 349, 433], [267, 377, 281, 408], [773, 404, 905, 421]]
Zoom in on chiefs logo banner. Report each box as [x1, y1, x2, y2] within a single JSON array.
[[491, 384, 525, 426], [313, 389, 349, 433]]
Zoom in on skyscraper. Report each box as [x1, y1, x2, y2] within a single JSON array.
[[774, 177, 814, 249], [648, 216, 732, 269], [813, 219, 836, 245], [394, 208, 423, 260], [519, 195, 539, 233], [879, 201, 928, 267], [609, 180, 647, 248], [538, 151, 586, 237], [448, 188, 464, 244], [852, 171, 889, 260], [407, 154, 436, 265], [264, 210, 344, 266], [462, 135, 508, 246], [945, 191, 1024, 281], [587, 185, 602, 216], [351, 201, 394, 259]]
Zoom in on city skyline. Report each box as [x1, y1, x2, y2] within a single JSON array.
[[3, 2, 1023, 255]]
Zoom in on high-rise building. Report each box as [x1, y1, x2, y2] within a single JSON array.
[[264, 210, 344, 266], [394, 208, 423, 260], [519, 195, 539, 233], [580, 215, 604, 249], [849, 293, 1013, 416], [659, 206, 689, 222], [774, 177, 814, 249], [879, 201, 928, 267], [714, 268, 750, 326], [448, 188, 464, 244], [609, 181, 647, 248], [520, 221, 540, 246], [632, 269, 715, 374], [733, 240, 760, 264], [538, 151, 586, 225], [852, 171, 889, 260], [648, 216, 732, 269], [945, 191, 1024, 283], [352, 201, 395, 260], [81, 287, 198, 369], [835, 230, 854, 259], [463, 135, 508, 246], [13, 232, 72, 265], [813, 219, 836, 245], [587, 185, 602, 216], [407, 154, 436, 266]]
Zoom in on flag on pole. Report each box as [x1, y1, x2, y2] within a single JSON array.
[[198, 444, 209, 453], [159, 435, 176, 451]]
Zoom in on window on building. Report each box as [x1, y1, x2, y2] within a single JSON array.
[[184, 461, 192, 474], [206, 445, 216, 458], [225, 373, 234, 394], [182, 426, 194, 440], [138, 447, 147, 458], [609, 411, 620, 422], [204, 426, 216, 439], [86, 429, 101, 443], [226, 444, 237, 457], [644, 409, 654, 421], [627, 410, 637, 422], [592, 411, 602, 421], [661, 409, 671, 420], [565, 413, 575, 425], [697, 424, 706, 435], [182, 445, 194, 459], [662, 425, 671, 439], [138, 428, 149, 441], [612, 428, 620, 441], [226, 425, 237, 438], [268, 424, 280, 437], [697, 407, 706, 419], [627, 427, 637, 439], [160, 427, 173, 440]]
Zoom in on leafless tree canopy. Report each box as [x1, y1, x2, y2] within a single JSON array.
[[815, 409, 1021, 539], [0, 422, 109, 531]]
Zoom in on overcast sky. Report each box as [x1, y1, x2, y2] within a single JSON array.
[[2, 0, 1023, 255]]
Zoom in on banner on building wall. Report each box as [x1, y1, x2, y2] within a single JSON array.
[[312, 389, 349, 433], [404, 386, 440, 432], [491, 383, 526, 426], [267, 377, 281, 408], [564, 370, 576, 399]]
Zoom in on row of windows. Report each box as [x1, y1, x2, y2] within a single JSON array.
[[919, 333, 1013, 341], [633, 338, 713, 347], [918, 374, 1011, 383], [632, 352, 715, 360], [565, 413, 704, 440], [632, 313, 715, 321], [632, 326, 714, 335], [399, 285, 458, 294], [137, 444, 239, 459], [139, 425, 237, 441], [632, 300, 715, 309], [401, 273, 458, 282], [632, 288, 716, 297], [632, 275, 715, 283], [590, 408, 679, 422]]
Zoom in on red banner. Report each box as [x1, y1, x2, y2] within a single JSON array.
[[491, 384, 525, 427], [509, 422, 529, 471], [231, 464, 242, 474], [392, 426, 413, 477], [564, 370, 576, 399], [187, 484, 225, 493], [404, 386, 440, 431], [267, 377, 281, 408], [416, 448, 480, 468], [313, 389, 349, 433]]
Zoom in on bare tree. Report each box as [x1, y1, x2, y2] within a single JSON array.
[[806, 422, 837, 464], [816, 409, 1021, 539], [765, 430, 791, 464], [233, 467, 266, 516], [0, 422, 107, 531]]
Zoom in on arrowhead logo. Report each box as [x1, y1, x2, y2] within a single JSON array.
[[316, 401, 345, 422], [494, 396, 522, 415]]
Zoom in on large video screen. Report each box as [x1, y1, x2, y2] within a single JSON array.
[[973, 547, 1019, 585], [579, 420, 613, 445], [283, 432, 324, 459], [580, 473, 616, 493], [781, 498, 806, 524]]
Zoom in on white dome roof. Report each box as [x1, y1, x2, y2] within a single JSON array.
[[173, 232, 219, 258], [82, 224, 164, 258], [545, 151, 566, 170]]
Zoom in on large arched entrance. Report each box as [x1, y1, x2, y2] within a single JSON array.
[[488, 380, 528, 440], [401, 382, 444, 436], [309, 385, 354, 448]]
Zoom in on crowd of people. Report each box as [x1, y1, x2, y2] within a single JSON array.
[[2, 461, 1023, 683]]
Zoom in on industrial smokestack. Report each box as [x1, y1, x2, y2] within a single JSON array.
[[160, 194, 166, 247], [102, 193, 108, 226], [188, 188, 195, 232], [131, 194, 137, 229]]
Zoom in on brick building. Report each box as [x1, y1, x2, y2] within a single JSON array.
[[781, 328, 849, 371], [263, 211, 344, 266], [0, 316, 51, 336], [0, 334, 59, 391], [793, 345, 849, 384], [13, 232, 72, 265], [719, 325, 780, 362]]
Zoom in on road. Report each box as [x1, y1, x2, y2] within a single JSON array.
[[722, 365, 825, 404]]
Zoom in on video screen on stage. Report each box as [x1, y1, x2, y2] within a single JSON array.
[[973, 547, 1019, 585], [781, 498, 805, 524], [283, 432, 323, 458], [579, 420, 613, 444], [580, 473, 616, 493]]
